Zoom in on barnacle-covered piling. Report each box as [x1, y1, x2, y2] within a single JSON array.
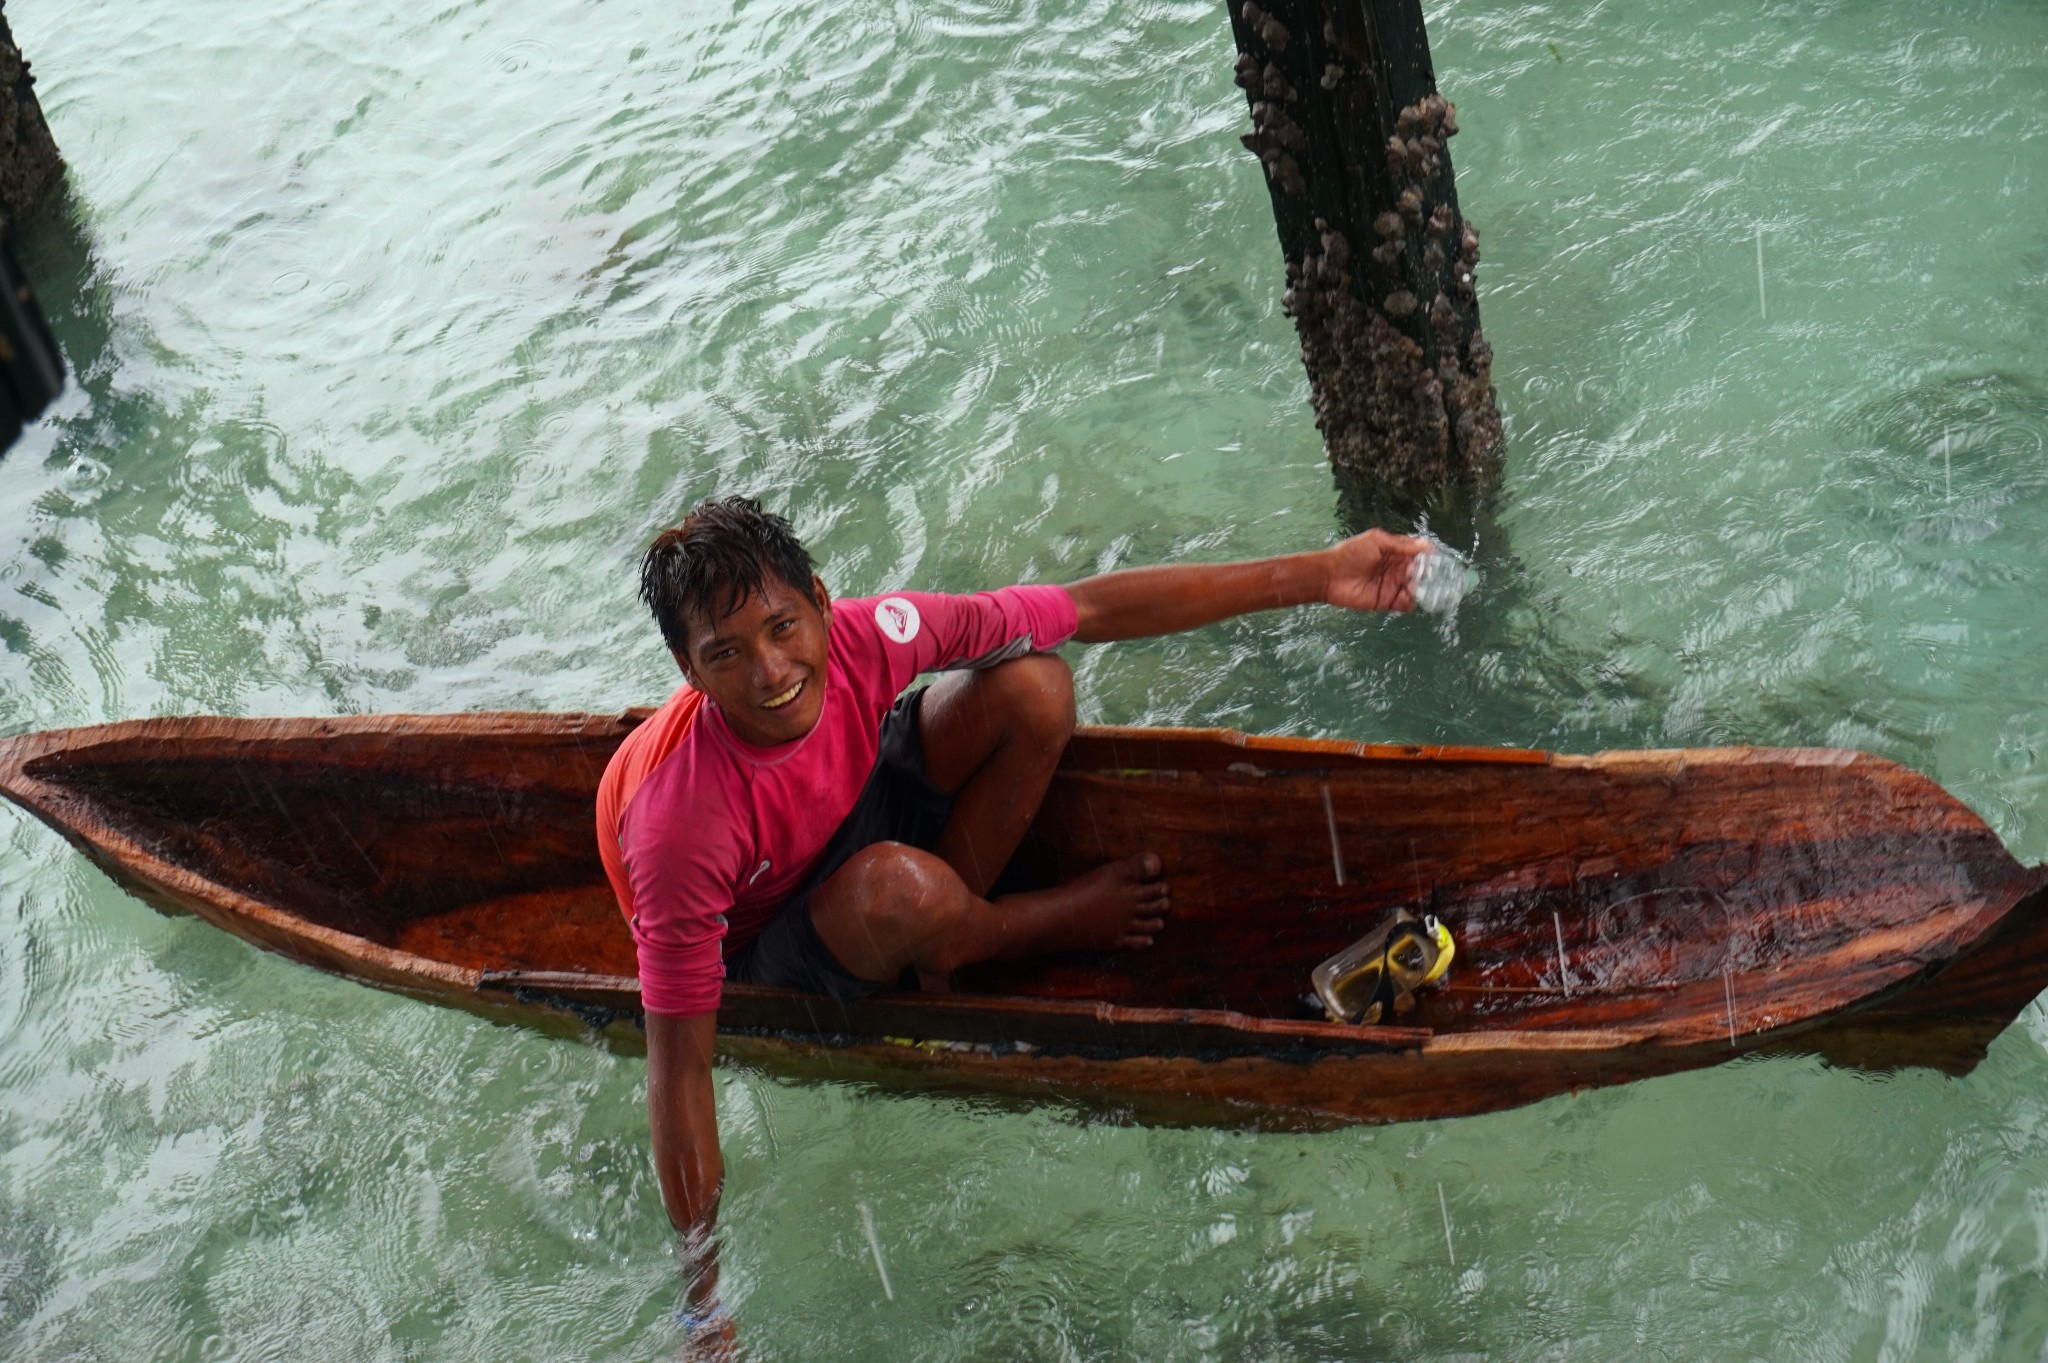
[[1228, 0, 1500, 487], [0, 4, 61, 223], [0, 5, 63, 456]]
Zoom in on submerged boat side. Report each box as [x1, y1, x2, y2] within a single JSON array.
[[2, 713, 2043, 1127]]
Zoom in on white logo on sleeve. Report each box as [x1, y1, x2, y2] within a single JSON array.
[[874, 596, 921, 645]]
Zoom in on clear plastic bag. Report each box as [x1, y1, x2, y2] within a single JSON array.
[[1408, 537, 1474, 614]]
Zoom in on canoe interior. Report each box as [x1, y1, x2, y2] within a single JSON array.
[[13, 718, 639, 972], [9, 714, 2043, 1053]]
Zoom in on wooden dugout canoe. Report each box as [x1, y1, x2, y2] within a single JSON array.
[[2, 712, 2045, 1129]]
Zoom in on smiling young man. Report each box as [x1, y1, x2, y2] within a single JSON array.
[[597, 495, 1426, 1316]]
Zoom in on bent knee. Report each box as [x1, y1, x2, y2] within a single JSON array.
[[986, 653, 1075, 742], [836, 842, 968, 925]]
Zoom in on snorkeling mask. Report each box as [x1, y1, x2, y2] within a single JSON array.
[[1311, 908, 1455, 1025]]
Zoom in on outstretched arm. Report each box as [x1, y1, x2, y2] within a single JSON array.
[[647, 1011, 727, 1316], [1066, 528, 1427, 644]]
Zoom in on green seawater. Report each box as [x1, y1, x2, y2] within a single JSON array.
[[3, 0, 2046, 1356]]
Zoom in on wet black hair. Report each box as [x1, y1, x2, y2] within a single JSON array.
[[639, 496, 817, 656]]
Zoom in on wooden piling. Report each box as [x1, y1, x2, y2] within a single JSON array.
[[0, 3, 62, 224], [0, 3, 65, 449], [1227, 0, 1500, 487]]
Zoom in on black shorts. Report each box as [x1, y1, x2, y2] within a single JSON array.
[[725, 687, 953, 1003]]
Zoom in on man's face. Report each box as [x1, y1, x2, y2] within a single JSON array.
[[675, 573, 832, 747]]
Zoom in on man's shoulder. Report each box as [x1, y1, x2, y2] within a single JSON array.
[[617, 711, 745, 850], [831, 589, 954, 656], [830, 591, 908, 635], [620, 737, 749, 892], [604, 687, 705, 822], [827, 592, 915, 677], [623, 721, 723, 824]]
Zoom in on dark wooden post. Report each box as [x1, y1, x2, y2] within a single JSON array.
[[1228, 0, 1500, 487], [0, 4, 63, 450], [0, 2, 62, 224]]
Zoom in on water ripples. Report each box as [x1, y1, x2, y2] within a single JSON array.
[[4, 0, 2048, 1355]]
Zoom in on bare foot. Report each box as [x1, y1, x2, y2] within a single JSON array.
[[995, 853, 1170, 957]]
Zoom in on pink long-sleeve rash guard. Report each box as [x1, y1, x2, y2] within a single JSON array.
[[603, 584, 1079, 1018]]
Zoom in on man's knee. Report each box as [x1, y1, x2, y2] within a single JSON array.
[[986, 653, 1075, 747], [834, 841, 969, 931]]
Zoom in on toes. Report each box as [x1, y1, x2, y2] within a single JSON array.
[[1131, 915, 1166, 934], [1135, 851, 1162, 878], [1119, 933, 1156, 949]]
